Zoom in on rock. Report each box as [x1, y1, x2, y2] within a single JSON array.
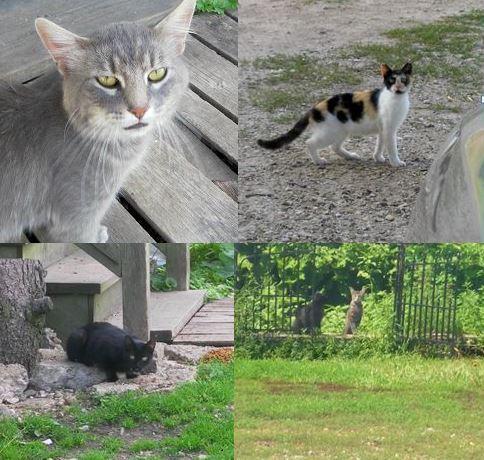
[[163, 345, 217, 365], [29, 350, 106, 391], [0, 404, 17, 418], [41, 328, 64, 350], [0, 363, 29, 403], [92, 382, 140, 396]]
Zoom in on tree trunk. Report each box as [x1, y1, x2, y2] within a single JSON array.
[[0, 259, 53, 374]]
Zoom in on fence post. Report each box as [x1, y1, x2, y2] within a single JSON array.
[[393, 244, 406, 341], [120, 244, 150, 340]]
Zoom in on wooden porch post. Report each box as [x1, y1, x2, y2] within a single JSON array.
[[159, 244, 190, 291], [120, 243, 150, 340]]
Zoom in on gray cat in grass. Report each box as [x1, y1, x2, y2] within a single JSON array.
[[0, 0, 196, 242]]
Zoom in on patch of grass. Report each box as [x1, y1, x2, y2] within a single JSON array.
[[250, 54, 362, 115], [235, 356, 484, 459], [351, 10, 484, 84], [0, 362, 233, 460], [129, 438, 159, 453], [429, 103, 462, 113], [196, 0, 237, 14]]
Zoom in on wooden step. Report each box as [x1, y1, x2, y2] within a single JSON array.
[[173, 298, 234, 346], [44, 250, 122, 344], [0, 243, 76, 267], [149, 290, 206, 342]]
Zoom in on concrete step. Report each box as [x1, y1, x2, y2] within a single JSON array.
[[0, 243, 76, 267], [44, 250, 122, 344]]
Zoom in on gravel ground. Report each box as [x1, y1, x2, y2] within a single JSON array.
[[238, 0, 483, 242]]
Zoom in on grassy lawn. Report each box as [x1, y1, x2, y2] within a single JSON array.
[[235, 356, 484, 459], [196, 0, 237, 14], [0, 362, 233, 460]]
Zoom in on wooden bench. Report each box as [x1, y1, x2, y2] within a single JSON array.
[[0, 0, 238, 242]]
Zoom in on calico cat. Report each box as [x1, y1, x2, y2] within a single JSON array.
[[343, 287, 366, 335], [291, 292, 325, 333], [0, 0, 196, 242], [66, 322, 156, 382], [258, 63, 412, 168]]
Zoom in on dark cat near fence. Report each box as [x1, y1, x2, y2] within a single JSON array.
[[66, 322, 156, 382], [291, 292, 325, 334], [343, 287, 366, 335]]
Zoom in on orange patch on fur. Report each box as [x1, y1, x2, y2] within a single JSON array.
[[354, 90, 378, 119]]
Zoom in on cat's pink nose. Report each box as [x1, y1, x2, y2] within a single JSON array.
[[129, 106, 148, 119]]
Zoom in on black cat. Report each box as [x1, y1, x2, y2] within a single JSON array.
[[66, 322, 156, 382], [291, 292, 325, 334]]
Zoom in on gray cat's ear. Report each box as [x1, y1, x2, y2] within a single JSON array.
[[35, 18, 88, 75], [154, 0, 196, 56]]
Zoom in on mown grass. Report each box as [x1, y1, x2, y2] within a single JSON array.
[[235, 356, 484, 459], [249, 10, 484, 116], [0, 362, 234, 460]]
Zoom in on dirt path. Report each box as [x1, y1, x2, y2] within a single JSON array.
[[239, 0, 483, 242]]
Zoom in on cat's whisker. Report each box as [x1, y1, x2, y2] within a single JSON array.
[[63, 107, 80, 143]]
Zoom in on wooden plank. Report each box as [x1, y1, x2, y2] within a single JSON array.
[[45, 250, 119, 295], [121, 135, 238, 243], [162, 243, 190, 291], [225, 9, 238, 21], [182, 323, 232, 333], [76, 244, 122, 277], [174, 119, 237, 182], [184, 38, 237, 120], [150, 290, 205, 342], [0, 0, 177, 80], [120, 244, 150, 340], [189, 317, 233, 323], [179, 91, 238, 165], [104, 201, 154, 243], [173, 333, 233, 345], [191, 13, 238, 63]]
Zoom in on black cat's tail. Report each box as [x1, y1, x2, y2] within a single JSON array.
[[257, 112, 311, 149], [66, 327, 87, 363]]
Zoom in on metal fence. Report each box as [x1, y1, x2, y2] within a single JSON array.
[[394, 246, 459, 346], [236, 244, 464, 347]]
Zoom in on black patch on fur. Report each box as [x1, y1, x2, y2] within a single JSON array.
[[336, 110, 349, 123], [370, 88, 381, 110], [311, 107, 324, 122], [328, 93, 363, 123], [327, 95, 340, 114], [348, 100, 364, 122], [257, 112, 311, 149]]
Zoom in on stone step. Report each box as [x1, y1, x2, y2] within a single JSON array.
[[0, 243, 76, 267], [44, 250, 122, 344]]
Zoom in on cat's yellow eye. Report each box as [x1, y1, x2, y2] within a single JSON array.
[[148, 68, 167, 83], [96, 76, 118, 88]]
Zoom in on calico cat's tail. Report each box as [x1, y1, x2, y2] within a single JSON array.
[[257, 112, 311, 149]]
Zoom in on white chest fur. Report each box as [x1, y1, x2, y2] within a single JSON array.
[[378, 88, 410, 130]]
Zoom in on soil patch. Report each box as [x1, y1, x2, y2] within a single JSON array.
[[265, 380, 353, 394]]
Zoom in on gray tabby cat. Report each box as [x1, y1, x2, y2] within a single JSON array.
[[343, 287, 366, 335], [0, 0, 196, 242]]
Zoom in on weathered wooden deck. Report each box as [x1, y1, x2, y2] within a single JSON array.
[[0, 1, 238, 242], [173, 298, 234, 345]]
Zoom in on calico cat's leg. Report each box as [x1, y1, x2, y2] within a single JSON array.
[[373, 135, 386, 163], [386, 131, 406, 167], [332, 140, 361, 160], [307, 137, 328, 168]]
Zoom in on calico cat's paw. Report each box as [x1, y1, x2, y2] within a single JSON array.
[[389, 158, 406, 167], [98, 225, 109, 243], [373, 155, 386, 163]]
